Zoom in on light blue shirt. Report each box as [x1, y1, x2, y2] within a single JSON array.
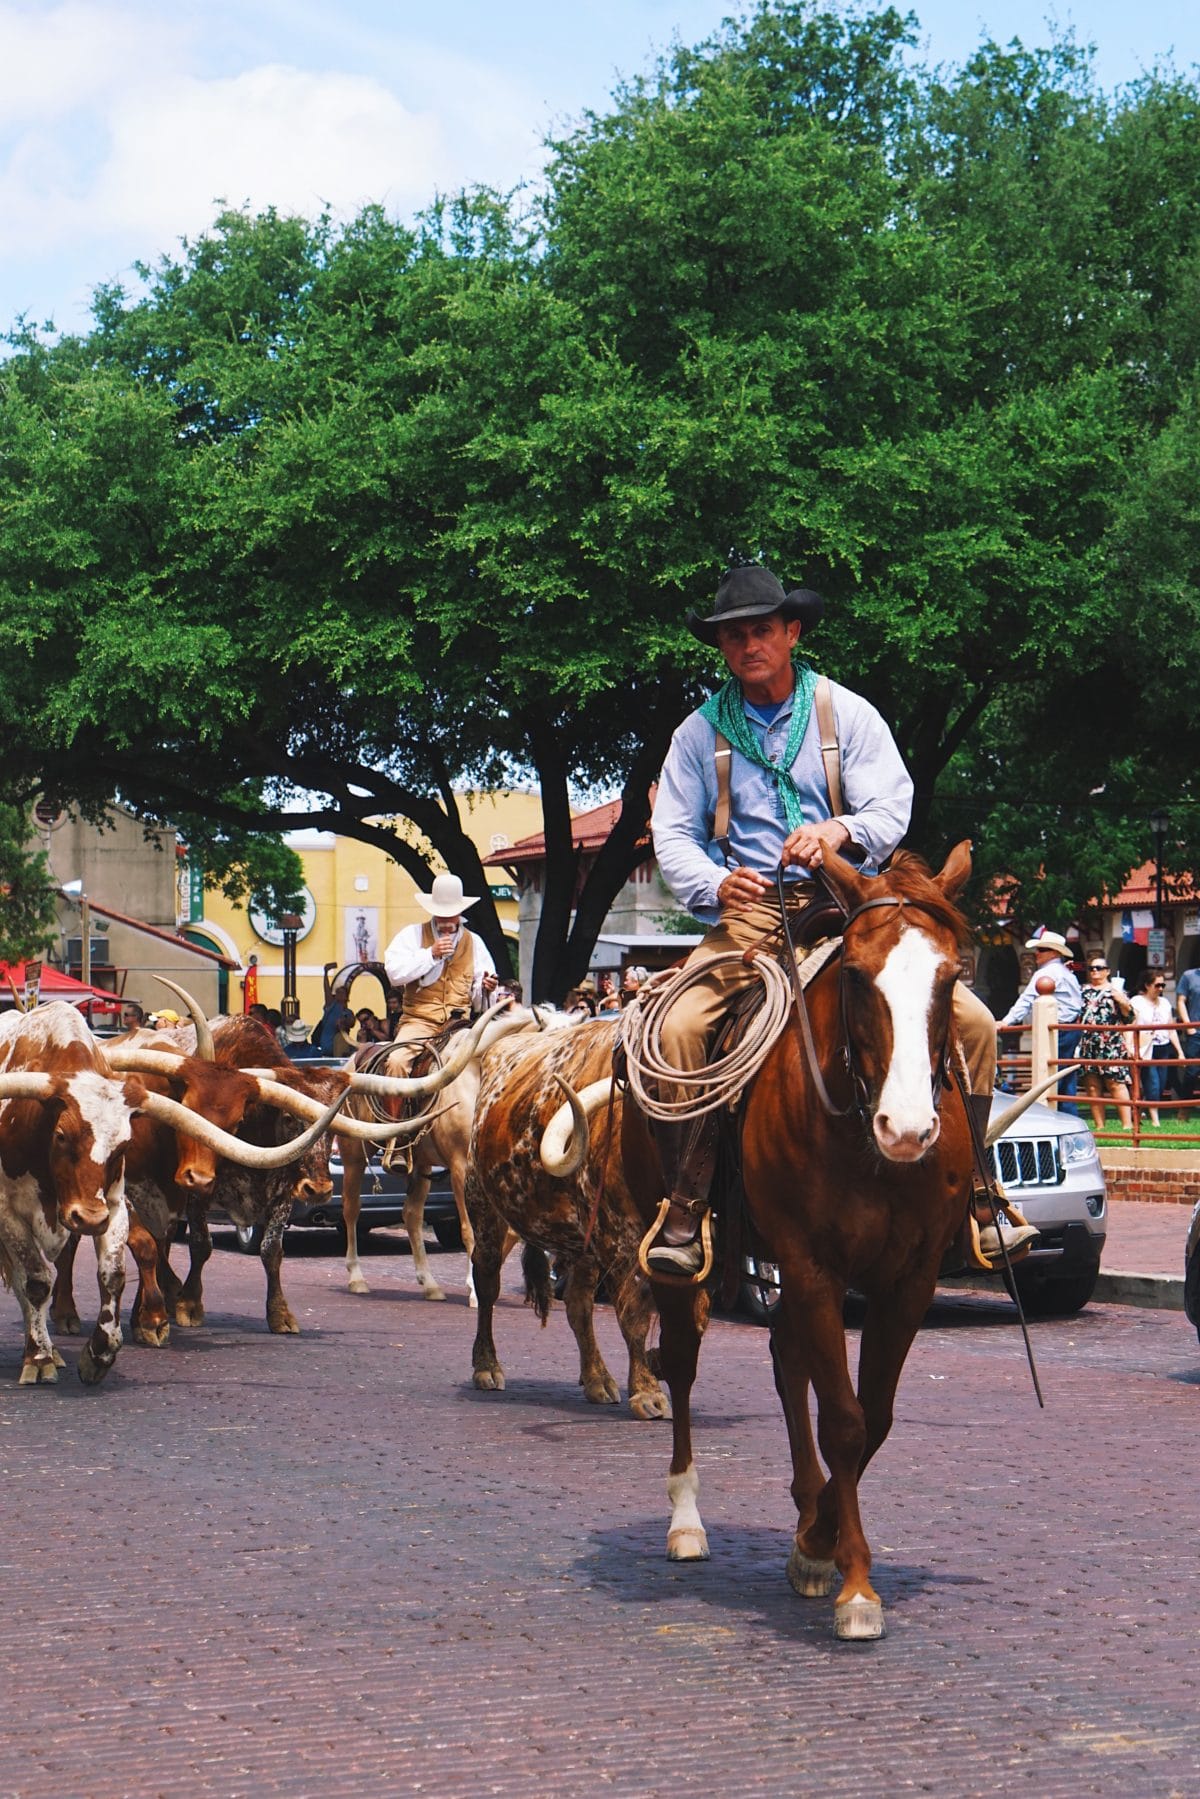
[[1000, 959, 1083, 1027], [651, 676, 914, 924]]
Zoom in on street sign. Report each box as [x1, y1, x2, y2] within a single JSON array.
[[1148, 927, 1168, 968], [188, 861, 205, 922]]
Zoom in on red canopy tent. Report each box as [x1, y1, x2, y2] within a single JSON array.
[[0, 962, 122, 1016]]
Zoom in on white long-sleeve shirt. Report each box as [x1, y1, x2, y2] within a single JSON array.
[[383, 921, 496, 1005]]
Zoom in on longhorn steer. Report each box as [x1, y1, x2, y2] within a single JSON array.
[[465, 1017, 669, 1419], [106, 1010, 490, 1337]]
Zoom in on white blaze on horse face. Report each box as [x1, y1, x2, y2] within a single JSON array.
[[871, 929, 946, 1161]]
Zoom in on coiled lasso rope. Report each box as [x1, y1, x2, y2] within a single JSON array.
[[619, 953, 796, 1123]]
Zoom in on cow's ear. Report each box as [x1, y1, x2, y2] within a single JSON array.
[[120, 1076, 149, 1114]]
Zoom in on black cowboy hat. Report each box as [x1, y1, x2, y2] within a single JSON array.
[[686, 564, 824, 647]]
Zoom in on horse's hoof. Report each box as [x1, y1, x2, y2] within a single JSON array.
[[78, 1346, 115, 1387], [133, 1323, 170, 1348], [628, 1389, 672, 1421], [420, 1284, 447, 1302], [667, 1528, 710, 1562], [54, 1313, 82, 1337], [787, 1545, 837, 1598], [173, 1304, 203, 1328], [473, 1368, 505, 1391], [834, 1594, 885, 1641], [348, 1277, 369, 1296], [583, 1375, 620, 1405], [468, 1293, 478, 1310]]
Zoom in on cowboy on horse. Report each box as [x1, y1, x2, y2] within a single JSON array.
[[642, 561, 1032, 1278]]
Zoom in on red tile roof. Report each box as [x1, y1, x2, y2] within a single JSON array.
[[484, 798, 651, 867]]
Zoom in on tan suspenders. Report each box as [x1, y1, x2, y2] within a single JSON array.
[[713, 674, 842, 863]]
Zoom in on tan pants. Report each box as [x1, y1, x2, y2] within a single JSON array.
[[660, 900, 996, 1098]]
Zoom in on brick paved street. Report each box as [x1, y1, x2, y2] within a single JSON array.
[[1, 1227, 1198, 1799]]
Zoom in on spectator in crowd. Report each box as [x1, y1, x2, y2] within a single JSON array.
[[383, 991, 403, 1037], [354, 1008, 391, 1043], [567, 977, 598, 1017], [266, 1007, 286, 1049], [149, 1008, 181, 1031], [1130, 969, 1184, 1127], [997, 931, 1083, 1115], [1175, 962, 1200, 1100], [1077, 956, 1134, 1130], [620, 965, 650, 1006], [313, 963, 353, 1054], [330, 1009, 357, 1058], [120, 1001, 146, 1032], [596, 973, 621, 1015], [282, 1017, 314, 1060]]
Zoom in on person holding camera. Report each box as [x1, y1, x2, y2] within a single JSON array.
[[1078, 957, 1134, 1130]]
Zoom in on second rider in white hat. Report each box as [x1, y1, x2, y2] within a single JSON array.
[[383, 872, 499, 1061]]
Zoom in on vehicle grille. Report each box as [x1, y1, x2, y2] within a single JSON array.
[[989, 1135, 1062, 1188]]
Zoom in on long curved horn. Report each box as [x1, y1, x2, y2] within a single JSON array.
[[984, 1071, 1072, 1147], [105, 1046, 190, 1077], [540, 1076, 615, 1177], [347, 1002, 505, 1098], [241, 1077, 436, 1144], [0, 1073, 55, 1101], [151, 976, 214, 1060], [137, 1088, 346, 1169]]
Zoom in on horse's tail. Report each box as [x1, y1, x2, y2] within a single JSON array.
[[521, 1242, 553, 1326]]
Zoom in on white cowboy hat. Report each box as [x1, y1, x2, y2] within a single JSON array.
[[1024, 930, 1071, 957], [415, 872, 479, 918]]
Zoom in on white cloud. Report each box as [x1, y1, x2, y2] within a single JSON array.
[[0, 1, 546, 295]]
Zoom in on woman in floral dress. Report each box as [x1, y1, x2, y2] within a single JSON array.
[[1078, 957, 1134, 1129]]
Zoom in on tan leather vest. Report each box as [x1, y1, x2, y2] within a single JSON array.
[[401, 925, 475, 1027]]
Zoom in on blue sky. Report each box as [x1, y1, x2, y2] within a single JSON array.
[[3, 0, 1198, 336]]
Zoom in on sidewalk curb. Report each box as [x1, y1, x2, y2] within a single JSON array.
[[939, 1269, 1186, 1312]]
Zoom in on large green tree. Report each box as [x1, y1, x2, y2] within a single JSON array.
[[3, 3, 1200, 986]]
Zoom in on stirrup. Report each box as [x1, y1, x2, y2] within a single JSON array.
[[638, 1198, 715, 1287]]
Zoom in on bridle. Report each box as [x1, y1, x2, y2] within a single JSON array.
[[775, 866, 957, 1124]]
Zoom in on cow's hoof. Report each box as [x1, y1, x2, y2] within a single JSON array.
[[834, 1594, 885, 1641], [473, 1368, 505, 1391], [348, 1276, 369, 1296], [78, 1345, 116, 1386], [19, 1359, 52, 1386], [666, 1528, 710, 1562], [629, 1387, 672, 1421], [133, 1322, 170, 1347], [583, 1373, 621, 1405], [787, 1546, 837, 1598], [53, 1312, 82, 1337], [172, 1303, 204, 1328], [420, 1283, 446, 1302], [268, 1313, 300, 1335]]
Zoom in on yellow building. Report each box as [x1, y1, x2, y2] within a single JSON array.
[[193, 792, 545, 1026]]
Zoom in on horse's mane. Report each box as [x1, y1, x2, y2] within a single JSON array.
[[882, 851, 972, 950]]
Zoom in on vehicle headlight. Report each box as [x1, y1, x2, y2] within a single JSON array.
[[1060, 1132, 1097, 1166]]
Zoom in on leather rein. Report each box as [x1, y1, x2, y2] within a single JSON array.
[[774, 866, 955, 1124]]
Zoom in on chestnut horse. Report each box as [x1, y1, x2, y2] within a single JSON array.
[[615, 843, 977, 1640]]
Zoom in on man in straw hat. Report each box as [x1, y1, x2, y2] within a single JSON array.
[[383, 872, 498, 1060], [645, 561, 1008, 1276], [997, 928, 1084, 1133]]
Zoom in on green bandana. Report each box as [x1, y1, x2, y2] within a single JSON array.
[[699, 662, 819, 833]]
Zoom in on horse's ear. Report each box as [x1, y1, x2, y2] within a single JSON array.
[[934, 840, 973, 901], [818, 846, 871, 914]]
